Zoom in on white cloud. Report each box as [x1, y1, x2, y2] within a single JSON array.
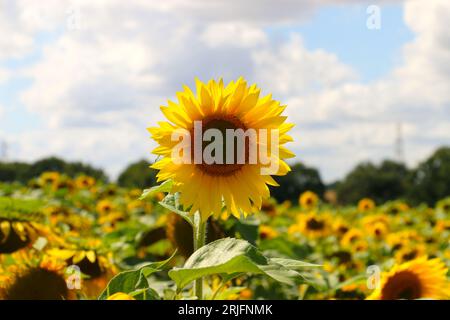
[[0, 0, 68, 61], [0, 69, 9, 83], [2, 0, 449, 183], [253, 34, 358, 97], [201, 23, 267, 48], [276, 0, 450, 181]]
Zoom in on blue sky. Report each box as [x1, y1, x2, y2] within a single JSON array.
[[0, 30, 63, 133], [0, 0, 449, 182], [287, 4, 413, 82]]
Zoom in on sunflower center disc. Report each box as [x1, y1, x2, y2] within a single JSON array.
[[194, 116, 250, 176], [381, 271, 422, 299], [306, 218, 325, 230]]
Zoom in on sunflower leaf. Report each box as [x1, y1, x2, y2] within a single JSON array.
[[168, 238, 319, 290], [158, 193, 193, 226], [98, 250, 177, 300], [139, 180, 173, 201]]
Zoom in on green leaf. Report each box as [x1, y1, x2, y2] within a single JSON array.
[[330, 273, 367, 291], [139, 180, 173, 200], [260, 237, 312, 259], [268, 258, 321, 270], [168, 238, 318, 290], [98, 251, 176, 300], [235, 218, 259, 245], [0, 196, 43, 210], [158, 193, 193, 226]]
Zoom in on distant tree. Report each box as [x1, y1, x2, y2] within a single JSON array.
[[28, 157, 67, 176], [28, 157, 108, 181], [336, 160, 409, 205], [270, 162, 325, 203], [65, 161, 108, 181], [407, 147, 450, 206], [0, 157, 108, 183], [0, 162, 31, 183], [117, 160, 157, 189]]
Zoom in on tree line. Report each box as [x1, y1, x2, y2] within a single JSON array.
[[1, 146, 449, 206]]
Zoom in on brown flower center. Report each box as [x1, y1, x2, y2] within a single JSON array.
[[381, 271, 422, 300], [192, 115, 250, 176], [306, 218, 325, 230]]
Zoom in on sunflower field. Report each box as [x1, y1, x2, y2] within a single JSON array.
[[0, 79, 449, 301]]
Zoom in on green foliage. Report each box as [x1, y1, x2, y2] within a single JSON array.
[[0, 157, 107, 183], [98, 252, 177, 300], [117, 159, 157, 189], [270, 162, 325, 203], [335, 160, 409, 205], [140, 180, 173, 201], [168, 238, 319, 290], [0, 162, 31, 183], [408, 147, 450, 206], [223, 217, 259, 245], [157, 192, 194, 226]]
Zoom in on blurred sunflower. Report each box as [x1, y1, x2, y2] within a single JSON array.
[[39, 171, 61, 188], [0, 251, 74, 300], [98, 212, 127, 233], [434, 219, 450, 233], [436, 198, 450, 214], [0, 201, 47, 254], [127, 199, 152, 213], [96, 199, 115, 215], [357, 198, 375, 212], [367, 257, 450, 300], [149, 78, 293, 220], [289, 212, 331, 238], [0, 219, 37, 253], [362, 214, 390, 229], [395, 244, 427, 263], [74, 175, 96, 189], [340, 228, 365, 248], [259, 225, 278, 240], [299, 191, 319, 210], [47, 246, 114, 280], [51, 213, 93, 236], [260, 198, 278, 216], [53, 177, 74, 192], [352, 240, 369, 253], [47, 240, 117, 298], [387, 230, 423, 251], [384, 201, 410, 215], [332, 218, 350, 237], [336, 282, 367, 300], [365, 221, 389, 239]]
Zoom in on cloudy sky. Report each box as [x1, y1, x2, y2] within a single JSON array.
[[0, 0, 449, 182]]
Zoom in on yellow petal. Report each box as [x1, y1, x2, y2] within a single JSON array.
[[86, 251, 96, 263], [47, 249, 76, 260], [0, 221, 10, 243], [72, 251, 86, 264]]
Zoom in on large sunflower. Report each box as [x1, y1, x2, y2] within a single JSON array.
[[367, 257, 450, 300], [149, 78, 294, 220]]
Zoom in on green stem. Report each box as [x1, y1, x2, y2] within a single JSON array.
[[193, 217, 207, 300]]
